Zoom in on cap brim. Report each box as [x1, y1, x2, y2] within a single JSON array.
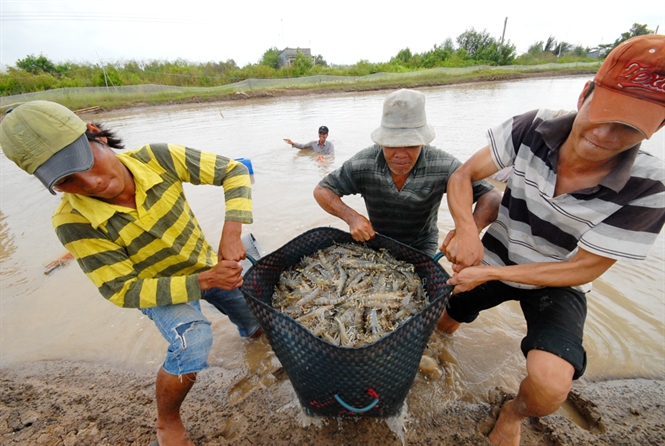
[[34, 134, 94, 194], [589, 84, 665, 139], [371, 124, 435, 147]]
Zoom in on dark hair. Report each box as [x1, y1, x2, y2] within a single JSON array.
[[582, 81, 596, 103], [85, 122, 125, 149]]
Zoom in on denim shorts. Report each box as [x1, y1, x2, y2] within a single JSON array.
[[446, 281, 588, 379], [140, 287, 259, 376]]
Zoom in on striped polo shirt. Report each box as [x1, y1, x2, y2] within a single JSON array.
[[319, 144, 494, 255], [52, 143, 253, 308], [484, 109, 665, 290]]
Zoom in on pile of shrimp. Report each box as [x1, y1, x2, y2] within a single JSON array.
[[272, 243, 428, 347]]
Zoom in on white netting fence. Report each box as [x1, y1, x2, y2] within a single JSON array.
[[0, 62, 599, 106]]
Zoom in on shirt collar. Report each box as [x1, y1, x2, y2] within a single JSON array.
[[62, 151, 164, 228], [537, 112, 641, 193]]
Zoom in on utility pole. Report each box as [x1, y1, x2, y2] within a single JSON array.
[[499, 17, 508, 53]]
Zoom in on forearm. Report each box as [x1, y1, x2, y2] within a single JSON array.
[[450, 249, 617, 293], [448, 169, 479, 237], [314, 185, 362, 225], [219, 220, 245, 261], [485, 258, 615, 288]]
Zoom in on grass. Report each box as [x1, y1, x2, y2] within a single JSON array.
[[0, 63, 600, 112]]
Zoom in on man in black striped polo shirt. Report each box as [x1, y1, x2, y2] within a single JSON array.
[[438, 35, 665, 446], [314, 89, 501, 257]]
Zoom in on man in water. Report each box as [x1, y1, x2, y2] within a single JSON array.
[[284, 125, 334, 161], [314, 88, 501, 257], [0, 101, 260, 446], [438, 35, 665, 446]]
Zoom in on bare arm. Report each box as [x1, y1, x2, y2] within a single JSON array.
[[448, 247, 616, 294], [313, 184, 375, 241], [444, 146, 501, 269], [218, 220, 245, 262], [442, 187, 502, 266], [196, 220, 246, 291], [471, 188, 502, 232], [283, 138, 295, 145]]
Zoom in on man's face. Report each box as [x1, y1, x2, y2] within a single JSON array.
[[571, 88, 645, 163], [318, 132, 328, 144], [52, 140, 130, 200], [382, 146, 423, 176]]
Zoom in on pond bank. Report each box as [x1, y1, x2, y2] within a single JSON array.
[[1, 359, 663, 445]]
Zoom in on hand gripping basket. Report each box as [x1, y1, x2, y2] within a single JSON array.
[[240, 227, 452, 417]]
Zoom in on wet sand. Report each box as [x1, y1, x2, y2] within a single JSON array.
[[2, 355, 663, 445]]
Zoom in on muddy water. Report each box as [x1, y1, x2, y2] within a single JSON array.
[[1, 77, 663, 412]]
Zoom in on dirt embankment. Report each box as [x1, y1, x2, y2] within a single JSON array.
[[2, 359, 663, 445]]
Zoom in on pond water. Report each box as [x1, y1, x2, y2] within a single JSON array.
[[1, 76, 663, 411]]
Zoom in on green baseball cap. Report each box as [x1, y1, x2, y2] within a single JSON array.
[[0, 100, 93, 194]]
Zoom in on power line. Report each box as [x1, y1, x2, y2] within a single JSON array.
[[0, 12, 212, 24]]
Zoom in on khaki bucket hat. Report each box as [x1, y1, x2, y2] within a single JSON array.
[[371, 89, 435, 147]]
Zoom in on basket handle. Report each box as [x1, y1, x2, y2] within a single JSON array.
[[246, 254, 258, 266], [433, 251, 444, 262], [334, 394, 379, 413]]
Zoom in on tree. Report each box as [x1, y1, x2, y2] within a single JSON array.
[[599, 23, 653, 56], [259, 47, 280, 69], [16, 54, 57, 75], [292, 49, 313, 76], [456, 28, 494, 58], [544, 36, 557, 53], [527, 41, 545, 55], [441, 38, 456, 53], [314, 54, 328, 67], [392, 48, 413, 65]]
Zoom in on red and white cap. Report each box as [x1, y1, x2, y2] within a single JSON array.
[[590, 34, 665, 139]]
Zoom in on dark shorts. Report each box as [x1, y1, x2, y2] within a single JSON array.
[[446, 280, 587, 379]]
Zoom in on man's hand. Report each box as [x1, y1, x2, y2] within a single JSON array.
[[447, 265, 488, 294], [198, 260, 244, 290], [283, 138, 294, 145], [442, 227, 484, 271], [349, 214, 375, 242]]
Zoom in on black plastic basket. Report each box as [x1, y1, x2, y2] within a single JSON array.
[[241, 227, 451, 417]]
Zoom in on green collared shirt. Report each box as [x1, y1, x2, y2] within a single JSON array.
[[319, 144, 493, 256]]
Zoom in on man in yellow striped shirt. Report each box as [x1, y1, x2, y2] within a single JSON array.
[[0, 100, 259, 446]]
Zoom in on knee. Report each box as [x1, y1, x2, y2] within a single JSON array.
[[526, 350, 574, 403]]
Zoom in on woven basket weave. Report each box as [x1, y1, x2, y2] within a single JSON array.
[[241, 227, 451, 417]]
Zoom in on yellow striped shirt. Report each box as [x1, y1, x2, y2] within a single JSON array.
[[52, 143, 252, 308]]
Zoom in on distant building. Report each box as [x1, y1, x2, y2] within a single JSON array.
[[278, 48, 315, 68], [587, 48, 601, 59]]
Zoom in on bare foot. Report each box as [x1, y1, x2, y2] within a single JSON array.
[[156, 419, 195, 446], [488, 400, 522, 446]]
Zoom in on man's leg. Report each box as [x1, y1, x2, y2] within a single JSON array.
[[156, 368, 196, 446], [201, 287, 261, 337], [489, 349, 574, 446], [140, 301, 213, 446], [436, 281, 514, 335], [436, 310, 461, 334]]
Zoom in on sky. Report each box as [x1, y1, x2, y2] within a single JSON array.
[[0, 0, 664, 70]]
